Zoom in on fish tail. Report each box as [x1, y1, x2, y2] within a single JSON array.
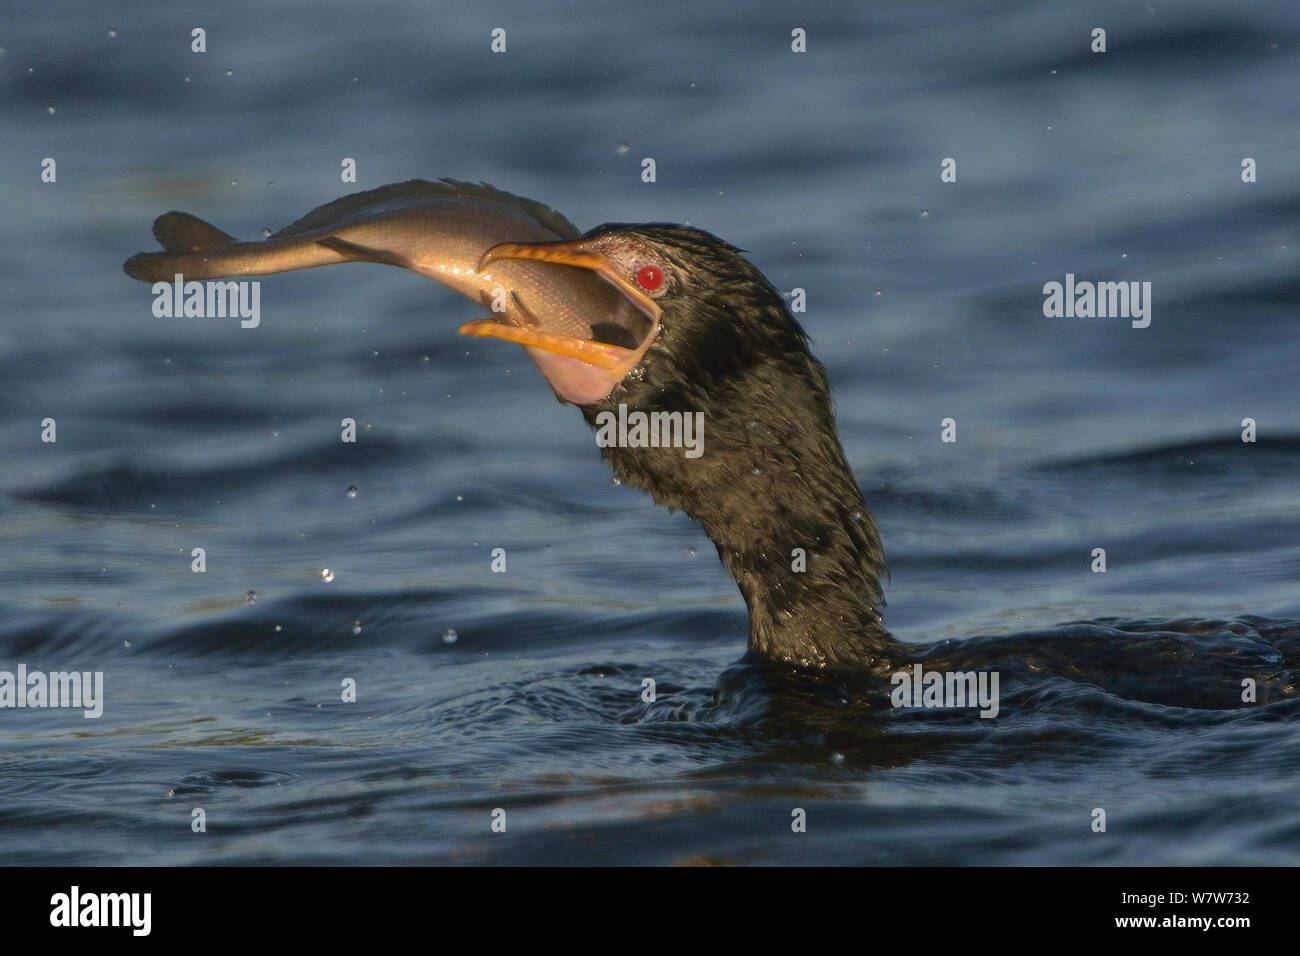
[[123, 211, 347, 282]]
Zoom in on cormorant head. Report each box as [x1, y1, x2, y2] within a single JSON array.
[[479, 223, 818, 412], [481, 225, 892, 669]]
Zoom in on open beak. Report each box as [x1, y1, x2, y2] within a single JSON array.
[[458, 239, 662, 405]]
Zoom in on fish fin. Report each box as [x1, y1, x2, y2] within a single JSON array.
[[152, 211, 237, 253], [317, 236, 416, 270], [271, 179, 580, 240], [451, 179, 581, 240]]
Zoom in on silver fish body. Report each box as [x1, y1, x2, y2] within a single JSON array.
[[124, 179, 624, 341]]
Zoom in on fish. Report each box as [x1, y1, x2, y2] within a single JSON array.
[[123, 179, 659, 403]]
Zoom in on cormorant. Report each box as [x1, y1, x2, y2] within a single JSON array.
[[123, 179, 907, 671]]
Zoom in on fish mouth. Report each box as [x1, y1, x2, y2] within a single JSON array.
[[458, 239, 662, 405]]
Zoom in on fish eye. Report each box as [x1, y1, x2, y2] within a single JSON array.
[[635, 265, 665, 292]]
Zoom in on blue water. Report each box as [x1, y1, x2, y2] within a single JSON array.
[[2, 0, 1298, 864]]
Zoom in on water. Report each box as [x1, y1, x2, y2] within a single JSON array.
[[1, 0, 1298, 865]]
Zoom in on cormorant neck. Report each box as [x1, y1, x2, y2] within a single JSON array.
[[700, 411, 892, 671], [582, 287, 892, 671]]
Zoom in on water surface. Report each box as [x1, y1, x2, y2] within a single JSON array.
[[1, 0, 1298, 864]]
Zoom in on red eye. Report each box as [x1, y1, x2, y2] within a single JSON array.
[[636, 265, 664, 291]]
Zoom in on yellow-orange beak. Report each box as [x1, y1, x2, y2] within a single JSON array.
[[457, 239, 662, 404]]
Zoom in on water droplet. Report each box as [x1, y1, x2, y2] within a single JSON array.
[[874, 289, 883, 296], [321, 568, 334, 582], [919, 209, 929, 218], [262, 227, 271, 237], [455, 494, 463, 502], [831, 751, 845, 765], [184, 76, 190, 83], [751, 467, 761, 476], [231, 179, 238, 186], [167, 788, 176, 798], [122, 639, 132, 648], [245, 590, 258, 605], [1120, 252, 1127, 259], [346, 485, 358, 498], [352, 620, 362, 635], [611, 475, 622, 486], [616, 142, 629, 153], [225, 68, 233, 76], [274, 624, 282, 632], [442, 628, 458, 645], [46, 106, 55, 115], [686, 548, 696, 557], [107, 28, 117, 38]]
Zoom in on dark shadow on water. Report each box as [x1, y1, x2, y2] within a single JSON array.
[[626, 616, 1300, 774]]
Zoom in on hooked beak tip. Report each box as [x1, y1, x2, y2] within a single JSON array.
[[476, 246, 505, 271], [478, 241, 571, 272]]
